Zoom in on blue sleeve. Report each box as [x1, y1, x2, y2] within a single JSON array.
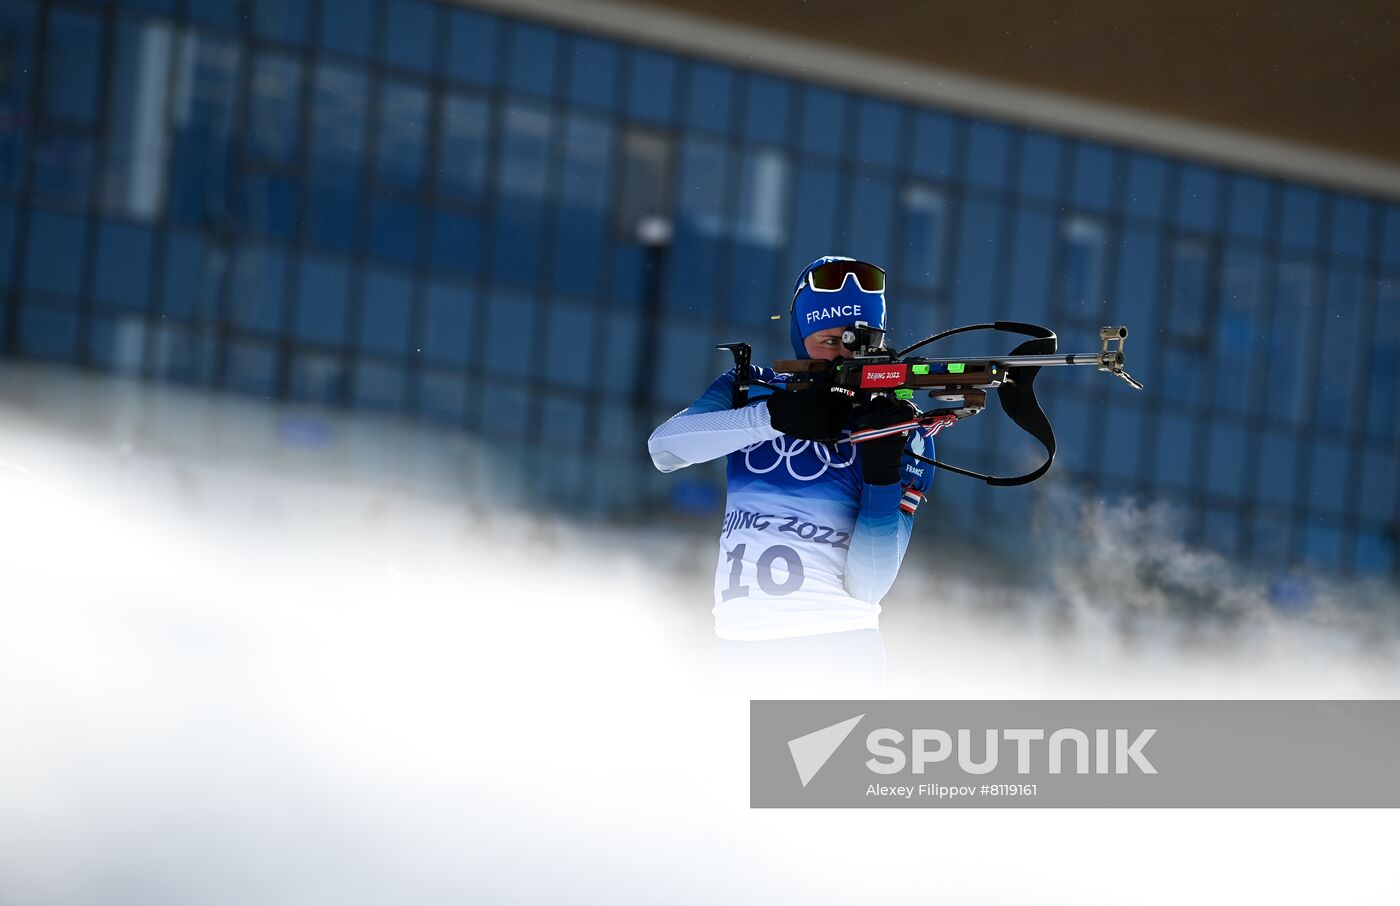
[[680, 368, 740, 415], [676, 365, 778, 415], [647, 366, 783, 472], [844, 437, 935, 605]]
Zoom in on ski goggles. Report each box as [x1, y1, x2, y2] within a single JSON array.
[[805, 259, 885, 293]]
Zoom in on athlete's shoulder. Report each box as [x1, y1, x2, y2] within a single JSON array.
[[683, 364, 780, 415], [716, 363, 781, 382], [707, 364, 784, 397]]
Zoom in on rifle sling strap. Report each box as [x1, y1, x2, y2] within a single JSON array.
[[908, 321, 1057, 487]]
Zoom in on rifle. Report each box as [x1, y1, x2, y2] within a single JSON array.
[[717, 321, 1143, 487]]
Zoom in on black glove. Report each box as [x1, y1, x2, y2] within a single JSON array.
[[765, 371, 854, 442], [854, 397, 918, 485]]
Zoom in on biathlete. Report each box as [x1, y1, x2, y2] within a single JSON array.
[[648, 257, 933, 682]]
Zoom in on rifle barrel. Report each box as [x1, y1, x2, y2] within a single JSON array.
[[906, 352, 1111, 368], [992, 352, 1110, 367]]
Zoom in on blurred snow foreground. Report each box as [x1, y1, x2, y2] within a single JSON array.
[[1, 362, 1396, 905]]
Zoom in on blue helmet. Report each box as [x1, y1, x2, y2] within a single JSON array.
[[788, 256, 887, 358]]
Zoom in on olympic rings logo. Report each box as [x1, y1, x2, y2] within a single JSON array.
[[741, 433, 857, 481]]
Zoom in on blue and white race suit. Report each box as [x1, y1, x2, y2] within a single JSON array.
[[648, 365, 934, 641]]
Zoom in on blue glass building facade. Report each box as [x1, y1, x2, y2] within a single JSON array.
[[1, 0, 1397, 576]]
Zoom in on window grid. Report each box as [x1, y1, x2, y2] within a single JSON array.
[[0, 0, 1395, 577]]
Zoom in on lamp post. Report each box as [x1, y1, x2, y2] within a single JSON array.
[[631, 214, 674, 426], [630, 215, 674, 508]]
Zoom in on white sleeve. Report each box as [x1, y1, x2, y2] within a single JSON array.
[[647, 403, 781, 473]]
